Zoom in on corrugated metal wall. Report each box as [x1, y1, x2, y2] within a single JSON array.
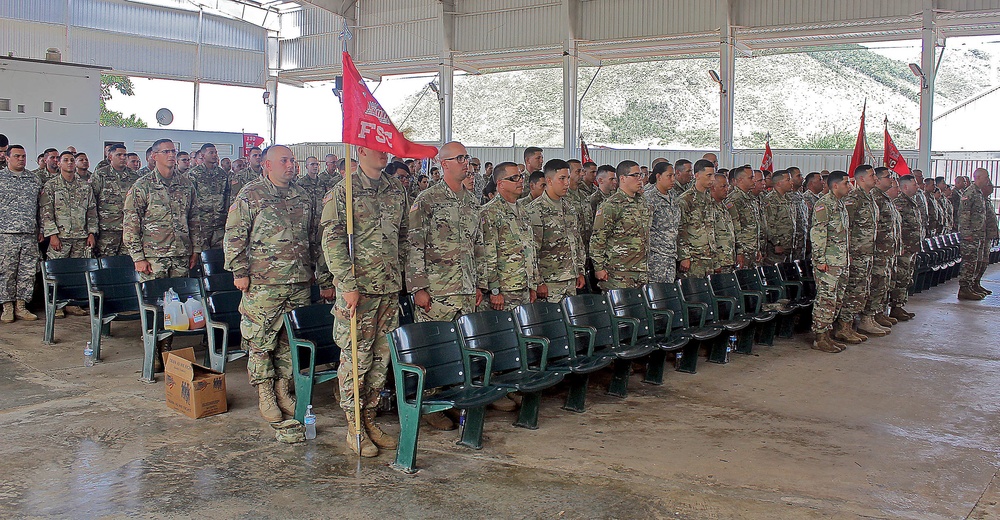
[[580, 0, 719, 43], [454, 1, 563, 52], [733, 0, 923, 27]]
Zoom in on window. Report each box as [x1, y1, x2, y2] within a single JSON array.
[[17, 104, 25, 113], [59, 107, 67, 116], [43, 101, 53, 112], [0, 99, 9, 111]]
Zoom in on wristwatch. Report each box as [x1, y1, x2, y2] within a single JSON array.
[[490, 288, 500, 296]]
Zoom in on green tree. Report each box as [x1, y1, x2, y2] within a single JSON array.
[[100, 75, 147, 128]]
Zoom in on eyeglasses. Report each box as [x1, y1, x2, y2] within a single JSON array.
[[500, 174, 525, 183], [621, 172, 648, 179], [157, 149, 177, 155], [442, 154, 470, 163]]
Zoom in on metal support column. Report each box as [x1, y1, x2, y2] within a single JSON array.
[[918, 3, 936, 171], [719, 0, 735, 167], [193, 7, 203, 130], [439, 59, 454, 143], [563, 39, 579, 160]]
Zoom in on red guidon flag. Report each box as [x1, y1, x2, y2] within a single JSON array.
[[848, 101, 867, 178], [883, 118, 911, 176], [341, 52, 437, 158], [241, 134, 264, 157], [760, 137, 773, 172], [581, 138, 593, 164]]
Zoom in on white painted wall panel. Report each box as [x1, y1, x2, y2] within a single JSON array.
[[360, 0, 438, 26], [580, 0, 718, 43], [357, 21, 441, 62], [455, 4, 562, 52], [734, 0, 922, 28]]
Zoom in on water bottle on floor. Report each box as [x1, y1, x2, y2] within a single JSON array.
[[304, 405, 316, 440], [84, 342, 94, 367], [727, 334, 737, 362]]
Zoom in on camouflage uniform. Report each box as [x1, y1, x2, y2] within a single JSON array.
[[809, 192, 850, 333], [789, 190, 810, 261], [890, 191, 923, 307], [913, 189, 930, 238], [957, 185, 988, 288], [406, 181, 480, 321], [982, 197, 1000, 285], [802, 190, 821, 260], [189, 164, 231, 250], [123, 170, 200, 282], [229, 166, 263, 200], [676, 187, 718, 278], [477, 196, 539, 311], [225, 176, 317, 387], [927, 195, 944, 236], [643, 184, 680, 283], [297, 172, 334, 285], [837, 187, 879, 326], [40, 174, 98, 259], [938, 196, 954, 233], [568, 187, 593, 254], [590, 189, 650, 289], [725, 186, 763, 267], [714, 198, 736, 273], [34, 167, 56, 188], [579, 182, 595, 197], [0, 168, 42, 303], [865, 186, 899, 315], [528, 192, 586, 302], [322, 170, 408, 412], [92, 164, 135, 256], [763, 190, 796, 265], [671, 180, 692, 199], [590, 189, 610, 218]]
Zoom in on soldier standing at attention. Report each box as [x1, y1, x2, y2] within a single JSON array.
[[725, 166, 762, 269], [978, 179, 999, 294], [590, 165, 618, 216], [957, 168, 991, 300], [528, 159, 587, 301], [711, 173, 736, 273], [92, 144, 134, 256], [787, 167, 809, 261], [644, 161, 680, 283], [188, 143, 231, 250], [225, 145, 317, 425], [866, 167, 900, 328], [34, 148, 59, 187], [809, 171, 852, 353], [671, 159, 693, 198], [591, 160, 651, 289], [763, 170, 796, 265], [579, 162, 597, 197], [889, 175, 923, 320], [40, 151, 98, 264], [230, 146, 263, 198], [321, 145, 408, 456], [0, 145, 42, 323], [74, 153, 92, 182], [676, 159, 718, 279], [912, 169, 930, 238], [834, 165, 884, 344]]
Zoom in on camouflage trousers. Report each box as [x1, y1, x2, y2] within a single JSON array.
[[139, 256, 190, 283], [46, 238, 92, 259], [811, 265, 848, 333], [0, 233, 38, 303], [959, 237, 986, 287], [205, 228, 225, 250], [864, 254, 894, 315], [96, 230, 123, 257], [415, 293, 476, 322], [541, 279, 577, 303], [240, 282, 310, 386], [334, 292, 398, 413], [889, 253, 916, 306], [837, 255, 873, 323], [477, 288, 531, 312], [648, 254, 677, 284], [679, 258, 714, 279], [603, 271, 647, 291], [763, 247, 790, 266]]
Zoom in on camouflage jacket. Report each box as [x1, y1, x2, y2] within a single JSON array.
[[871, 186, 899, 257], [406, 181, 480, 296], [322, 170, 408, 294], [230, 166, 263, 199], [958, 185, 987, 238], [725, 186, 763, 259], [477, 196, 540, 292], [34, 167, 57, 187], [296, 173, 333, 206], [224, 176, 316, 285], [40, 174, 98, 239], [763, 190, 796, 251], [0, 168, 41, 234], [938, 196, 954, 233], [892, 193, 923, 254], [578, 182, 596, 197], [643, 184, 680, 268], [714, 199, 736, 267], [589, 188, 611, 217], [528, 191, 586, 283], [810, 192, 850, 267], [568, 186, 593, 251], [92, 165, 135, 231], [842, 186, 879, 255], [677, 187, 718, 261], [913, 189, 930, 237], [590, 189, 650, 275], [123, 170, 201, 261], [789, 190, 809, 256], [190, 164, 232, 245], [985, 196, 999, 240]]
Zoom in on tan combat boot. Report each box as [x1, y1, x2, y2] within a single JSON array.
[[63, 305, 88, 316], [832, 321, 862, 345], [0, 303, 13, 324], [857, 315, 888, 337], [422, 411, 456, 431], [363, 408, 398, 450], [257, 381, 283, 423], [274, 378, 296, 417], [874, 313, 895, 327], [15, 301, 37, 321], [346, 412, 379, 457], [958, 285, 985, 301], [489, 394, 518, 412], [829, 334, 848, 351], [888, 306, 911, 322], [812, 332, 842, 353]]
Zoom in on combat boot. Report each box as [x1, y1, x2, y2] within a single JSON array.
[[63, 305, 87, 316], [812, 332, 842, 353], [977, 283, 992, 295], [830, 335, 848, 351], [346, 412, 379, 457], [888, 306, 911, 322], [832, 321, 862, 345], [958, 285, 985, 301], [363, 408, 397, 450], [857, 315, 888, 337], [0, 303, 13, 323], [489, 394, 518, 412], [15, 301, 37, 321], [874, 313, 895, 327], [422, 411, 456, 431], [274, 378, 296, 417], [257, 382, 283, 423]]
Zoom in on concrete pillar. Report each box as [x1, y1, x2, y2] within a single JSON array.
[[439, 59, 454, 143], [918, 4, 936, 171], [719, 0, 735, 167], [563, 39, 579, 160]]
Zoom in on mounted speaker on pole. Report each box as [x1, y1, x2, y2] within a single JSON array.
[[156, 108, 174, 126]]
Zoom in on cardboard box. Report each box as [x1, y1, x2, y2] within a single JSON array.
[[164, 348, 228, 419]]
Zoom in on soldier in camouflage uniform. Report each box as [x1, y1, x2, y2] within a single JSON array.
[[74, 152, 92, 183], [188, 143, 231, 250], [763, 170, 796, 265], [865, 168, 900, 328], [225, 144, 317, 425], [477, 162, 539, 310], [889, 175, 923, 320], [711, 173, 736, 273], [671, 159, 693, 198], [957, 169, 991, 300], [92, 144, 136, 256], [834, 165, 884, 343], [134, 147, 154, 178], [787, 167, 810, 261], [579, 162, 597, 197], [980, 182, 999, 293], [33, 148, 59, 187], [725, 166, 763, 269], [677, 159, 718, 279], [40, 151, 97, 261], [322, 145, 409, 456], [809, 171, 852, 353], [0, 145, 42, 323], [591, 161, 650, 289], [912, 170, 930, 238], [229, 146, 263, 198], [644, 162, 680, 283], [528, 159, 587, 301]]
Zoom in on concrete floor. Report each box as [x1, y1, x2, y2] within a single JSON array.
[[2, 269, 1000, 519]]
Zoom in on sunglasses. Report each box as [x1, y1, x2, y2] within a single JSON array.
[[500, 174, 525, 183]]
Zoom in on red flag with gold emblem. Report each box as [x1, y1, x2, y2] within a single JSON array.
[[760, 136, 773, 172], [883, 118, 910, 176], [581, 138, 593, 164], [848, 102, 867, 178]]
